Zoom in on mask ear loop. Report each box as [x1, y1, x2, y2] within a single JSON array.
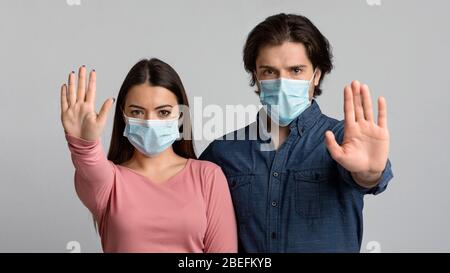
[[122, 109, 129, 123], [177, 110, 184, 129], [309, 68, 319, 100], [176, 111, 184, 141], [254, 72, 261, 95]]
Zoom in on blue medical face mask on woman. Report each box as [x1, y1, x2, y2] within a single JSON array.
[[123, 114, 180, 157], [258, 69, 317, 126]]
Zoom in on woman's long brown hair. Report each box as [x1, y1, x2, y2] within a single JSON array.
[[108, 58, 196, 163]]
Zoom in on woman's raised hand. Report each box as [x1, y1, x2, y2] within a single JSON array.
[[60, 66, 115, 141]]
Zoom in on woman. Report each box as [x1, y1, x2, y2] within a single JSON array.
[[60, 58, 237, 253]]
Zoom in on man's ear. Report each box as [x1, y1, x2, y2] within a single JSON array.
[[254, 72, 261, 95], [314, 69, 322, 86]]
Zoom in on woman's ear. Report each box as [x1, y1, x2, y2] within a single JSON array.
[[121, 107, 126, 122]]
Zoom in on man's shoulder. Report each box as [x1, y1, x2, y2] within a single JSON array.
[[211, 123, 255, 145], [199, 124, 256, 162], [316, 111, 344, 132]]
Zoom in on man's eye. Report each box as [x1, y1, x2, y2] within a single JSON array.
[[292, 67, 302, 74], [263, 69, 274, 75]]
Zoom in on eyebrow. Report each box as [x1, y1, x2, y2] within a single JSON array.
[[154, 105, 173, 110], [258, 64, 308, 70], [288, 64, 308, 69], [128, 104, 174, 110], [128, 104, 146, 110]]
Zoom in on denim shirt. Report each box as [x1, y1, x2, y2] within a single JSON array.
[[199, 100, 393, 253]]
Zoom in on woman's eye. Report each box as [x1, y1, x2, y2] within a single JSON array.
[[159, 110, 171, 117], [131, 110, 144, 116]]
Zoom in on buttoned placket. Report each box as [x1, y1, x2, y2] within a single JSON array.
[[263, 124, 303, 252]]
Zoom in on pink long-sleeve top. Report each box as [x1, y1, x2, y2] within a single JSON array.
[[65, 133, 237, 253]]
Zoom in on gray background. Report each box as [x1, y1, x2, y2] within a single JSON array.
[[0, 0, 448, 252]]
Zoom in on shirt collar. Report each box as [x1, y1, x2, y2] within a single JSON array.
[[291, 99, 322, 136]]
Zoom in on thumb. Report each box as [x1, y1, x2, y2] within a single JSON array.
[[98, 97, 115, 124], [325, 130, 344, 162]]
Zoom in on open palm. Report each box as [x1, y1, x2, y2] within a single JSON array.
[[60, 66, 114, 141], [325, 81, 389, 174]]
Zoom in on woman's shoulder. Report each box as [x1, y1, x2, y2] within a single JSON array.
[[188, 159, 229, 201], [188, 158, 222, 172], [188, 159, 226, 182]]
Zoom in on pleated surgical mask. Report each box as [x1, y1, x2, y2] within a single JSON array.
[[123, 115, 180, 157], [259, 69, 316, 126]]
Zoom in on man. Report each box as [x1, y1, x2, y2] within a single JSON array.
[[200, 13, 393, 252]]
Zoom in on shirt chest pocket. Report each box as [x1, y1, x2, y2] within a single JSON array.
[[227, 174, 253, 223], [294, 169, 334, 218]]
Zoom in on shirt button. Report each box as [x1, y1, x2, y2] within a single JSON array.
[[271, 201, 278, 207], [273, 172, 279, 177]]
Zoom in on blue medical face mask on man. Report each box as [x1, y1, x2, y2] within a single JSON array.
[[123, 114, 180, 157], [258, 69, 317, 126]]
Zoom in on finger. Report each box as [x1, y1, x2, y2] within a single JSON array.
[[344, 85, 355, 125], [68, 71, 76, 107], [361, 84, 374, 122], [85, 69, 96, 104], [76, 65, 86, 102], [377, 96, 388, 128], [60, 84, 68, 112], [97, 97, 115, 124], [325, 131, 344, 162], [352, 80, 364, 121]]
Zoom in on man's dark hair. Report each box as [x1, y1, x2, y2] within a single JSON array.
[[243, 13, 333, 97]]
